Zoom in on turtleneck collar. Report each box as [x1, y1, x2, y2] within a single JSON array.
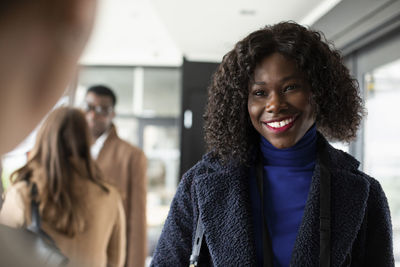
[[260, 124, 317, 167]]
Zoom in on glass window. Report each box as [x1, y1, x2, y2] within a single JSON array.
[[113, 116, 139, 146], [143, 68, 182, 117], [144, 123, 180, 256], [363, 58, 400, 261]]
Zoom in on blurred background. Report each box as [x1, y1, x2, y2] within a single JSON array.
[[1, 0, 400, 265]]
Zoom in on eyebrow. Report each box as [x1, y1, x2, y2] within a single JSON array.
[[254, 81, 266, 85], [86, 102, 112, 108], [252, 74, 303, 85]]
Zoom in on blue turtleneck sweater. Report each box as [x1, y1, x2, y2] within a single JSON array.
[[249, 125, 317, 267]]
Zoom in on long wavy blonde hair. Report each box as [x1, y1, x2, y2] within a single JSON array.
[[11, 107, 108, 237]]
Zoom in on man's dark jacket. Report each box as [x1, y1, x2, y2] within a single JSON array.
[[151, 135, 394, 266]]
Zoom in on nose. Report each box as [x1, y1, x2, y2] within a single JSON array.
[[86, 109, 97, 120], [265, 92, 286, 113]]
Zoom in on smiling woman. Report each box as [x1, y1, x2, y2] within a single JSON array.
[[151, 21, 394, 267]]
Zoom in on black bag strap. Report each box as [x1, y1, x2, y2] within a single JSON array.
[[319, 149, 331, 267], [27, 183, 58, 246], [255, 159, 274, 267], [27, 183, 40, 232], [189, 215, 205, 267]]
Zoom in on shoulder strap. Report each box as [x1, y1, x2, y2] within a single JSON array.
[[255, 159, 274, 267], [319, 148, 331, 267], [26, 183, 56, 245], [189, 215, 205, 267], [27, 183, 41, 233]]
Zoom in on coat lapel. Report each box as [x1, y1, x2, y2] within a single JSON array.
[[329, 152, 370, 266], [194, 161, 257, 266], [291, 137, 370, 266], [290, 160, 321, 266], [96, 124, 117, 162]]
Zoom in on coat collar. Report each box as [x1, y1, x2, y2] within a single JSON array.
[[104, 124, 118, 142], [97, 124, 119, 159], [194, 134, 370, 266]]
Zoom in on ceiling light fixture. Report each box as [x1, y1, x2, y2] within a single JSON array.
[[239, 9, 256, 16]]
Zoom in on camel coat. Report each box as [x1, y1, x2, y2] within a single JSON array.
[[0, 168, 126, 267], [96, 125, 147, 267]]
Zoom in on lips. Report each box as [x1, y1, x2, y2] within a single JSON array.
[[262, 115, 297, 133]]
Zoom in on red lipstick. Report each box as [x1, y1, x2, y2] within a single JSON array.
[[262, 116, 297, 133]]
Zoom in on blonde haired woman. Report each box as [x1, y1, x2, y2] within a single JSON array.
[[0, 107, 126, 267]]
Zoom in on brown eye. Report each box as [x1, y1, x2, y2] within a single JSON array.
[[283, 84, 299, 93], [254, 90, 266, 96]]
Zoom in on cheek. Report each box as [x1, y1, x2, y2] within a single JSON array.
[[85, 114, 94, 124], [103, 116, 114, 126], [88, 116, 103, 125], [299, 100, 316, 124], [248, 100, 262, 120], [290, 92, 313, 112], [302, 95, 315, 119], [247, 104, 264, 134]]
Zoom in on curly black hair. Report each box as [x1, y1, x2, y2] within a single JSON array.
[[204, 21, 364, 165]]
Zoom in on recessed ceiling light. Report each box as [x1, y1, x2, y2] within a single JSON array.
[[239, 9, 256, 16]]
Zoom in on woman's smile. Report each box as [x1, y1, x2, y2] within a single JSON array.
[[262, 115, 298, 133]]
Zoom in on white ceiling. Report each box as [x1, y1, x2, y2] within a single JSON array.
[[80, 0, 342, 66]]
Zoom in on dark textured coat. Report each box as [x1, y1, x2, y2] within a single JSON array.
[[151, 135, 394, 266]]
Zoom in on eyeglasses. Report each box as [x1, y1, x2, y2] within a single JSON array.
[[83, 103, 113, 116]]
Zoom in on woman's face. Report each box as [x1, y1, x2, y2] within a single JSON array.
[[248, 53, 316, 149]]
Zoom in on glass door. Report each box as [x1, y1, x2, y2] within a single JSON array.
[[355, 32, 400, 264], [363, 59, 400, 261]]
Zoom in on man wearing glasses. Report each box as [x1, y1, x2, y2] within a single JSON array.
[[84, 85, 147, 267]]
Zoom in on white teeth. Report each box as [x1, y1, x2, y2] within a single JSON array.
[[267, 117, 294, 128]]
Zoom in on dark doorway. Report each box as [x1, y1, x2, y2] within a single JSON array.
[[179, 59, 219, 178]]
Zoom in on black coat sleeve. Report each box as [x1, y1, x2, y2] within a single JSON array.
[[150, 167, 197, 266], [363, 178, 394, 267]]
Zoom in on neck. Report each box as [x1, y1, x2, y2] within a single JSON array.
[[92, 132, 102, 141], [93, 126, 111, 141]]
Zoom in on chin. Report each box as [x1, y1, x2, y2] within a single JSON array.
[[268, 137, 297, 149], [273, 143, 291, 149]]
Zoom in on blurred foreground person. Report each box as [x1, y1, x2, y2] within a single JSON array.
[[151, 22, 394, 266], [0, 107, 126, 267], [0, 0, 96, 156], [0, 1, 97, 266], [84, 85, 147, 267]]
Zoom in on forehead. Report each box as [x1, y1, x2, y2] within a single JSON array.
[[253, 53, 303, 81], [85, 92, 113, 107]]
